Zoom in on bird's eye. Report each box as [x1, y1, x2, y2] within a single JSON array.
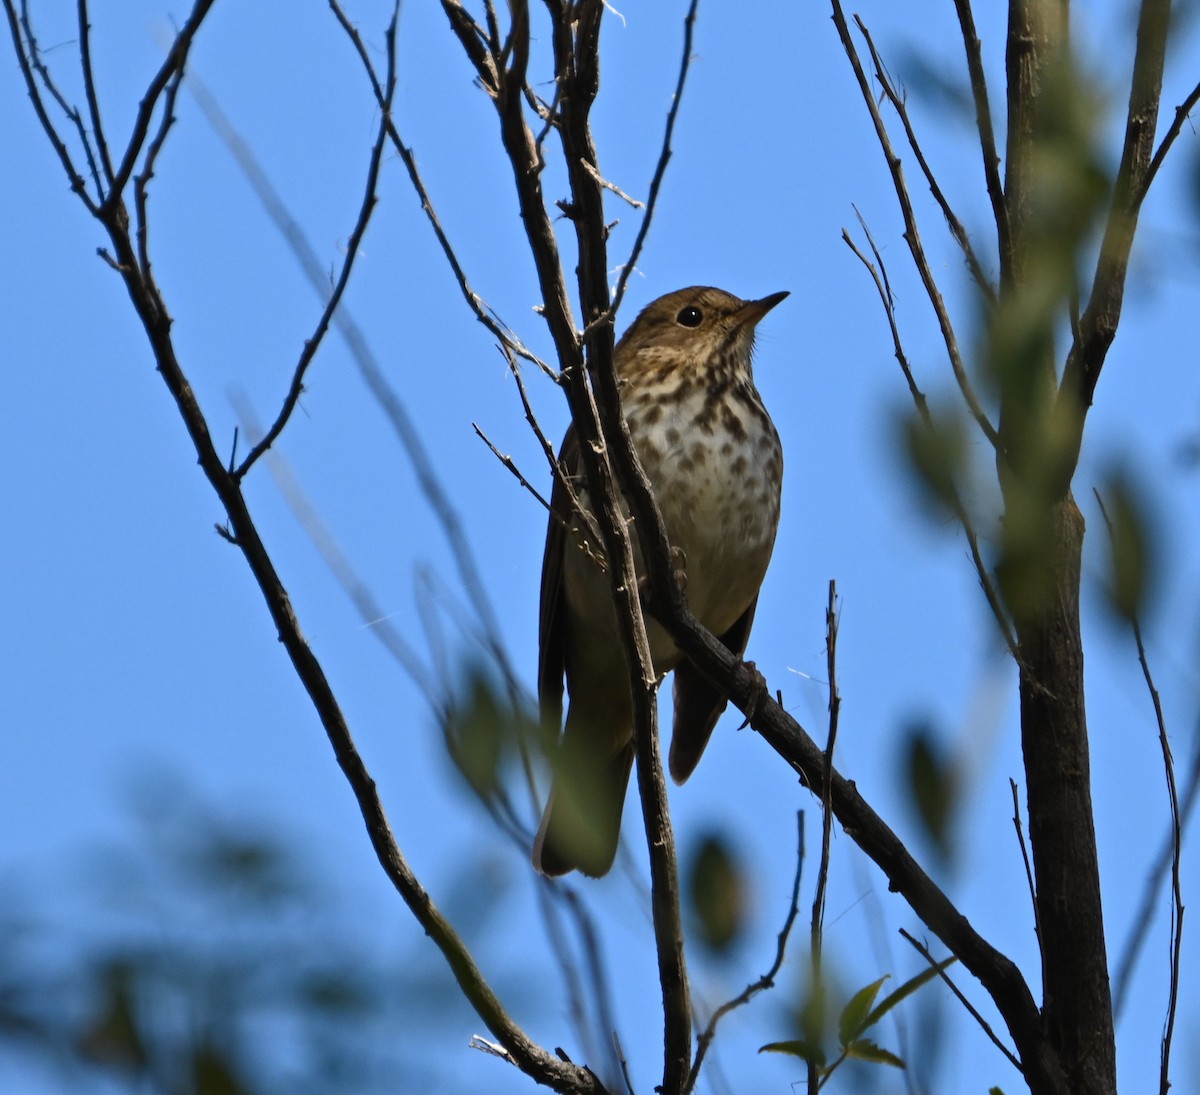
[[676, 306, 703, 328]]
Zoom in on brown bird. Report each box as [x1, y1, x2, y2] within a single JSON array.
[[533, 286, 787, 876]]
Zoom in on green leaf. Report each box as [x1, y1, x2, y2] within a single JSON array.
[[838, 976, 888, 1045], [686, 832, 747, 953], [989, 1088, 1006, 1095], [903, 725, 958, 859], [864, 956, 957, 1030], [1099, 474, 1155, 621], [758, 1039, 826, 1066], [844, 1038, 905, 1069]]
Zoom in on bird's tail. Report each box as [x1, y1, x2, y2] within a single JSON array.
[[533, 711, 634, 878]]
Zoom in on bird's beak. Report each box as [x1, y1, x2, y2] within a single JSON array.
[[735, 290, 790, 327]]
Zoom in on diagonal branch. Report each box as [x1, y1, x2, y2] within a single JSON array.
[[609, 0, 699, 318], [685, 811, 805, 1094], [77, 0, 114, 187], [952, 0, 1010, 281], [5, 0, 102, 209], [832, 4, 1001, 454], [1060, 0, 1170, 419], [856, 20, 995, 301], [103, 0, 216, 207], [1094, 489, 1183, 1093], [841, 216, 1020, 664]]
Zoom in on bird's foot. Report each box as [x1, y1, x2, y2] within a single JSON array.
[[735, 661, 769, 730]]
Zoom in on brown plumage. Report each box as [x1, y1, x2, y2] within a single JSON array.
[[534, 287, 787, 876]]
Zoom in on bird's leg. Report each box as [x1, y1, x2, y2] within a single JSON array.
[[735, 661, 769, 731]]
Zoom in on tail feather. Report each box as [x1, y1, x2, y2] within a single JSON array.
[[534, 727, 634, 878]]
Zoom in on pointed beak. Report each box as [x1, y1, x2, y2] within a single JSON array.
[[735, 290, 790, 327]]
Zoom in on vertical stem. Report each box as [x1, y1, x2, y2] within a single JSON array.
[[1003, 4, 1116, 1092]]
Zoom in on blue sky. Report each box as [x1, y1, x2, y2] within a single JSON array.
[[3, 1, 1199, 1092]]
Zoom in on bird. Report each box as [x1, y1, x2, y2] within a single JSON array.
[[533, 286, 787, 876]]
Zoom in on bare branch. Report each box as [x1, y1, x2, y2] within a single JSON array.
[[831, 4, 1001, 454], [234, 16, 396, 478], [900, 929, 1023, 1074], [610, 0, 699, 316], [1141, 78, 1200, 201], [1060, 0, 1171, 418], [1009, 777, 1042, 969], [104, 0, 216, 206], [4, 0, 102, 209], [473, 422, 552, 512], [685, 811, 805, 1093], [331, 0, 553, 376], [952, 0, 1010, 278], [856, 21, 995, 301], [1094, 489, 1183, 1093], [841, 215, 1020, 664], [76, 0, 114, 186]]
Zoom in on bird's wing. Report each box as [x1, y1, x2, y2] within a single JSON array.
[[537, 425, 579, 733], [668, 597, 759, 784]]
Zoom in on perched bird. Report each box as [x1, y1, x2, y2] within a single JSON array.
[[534, 286, 787, 876]]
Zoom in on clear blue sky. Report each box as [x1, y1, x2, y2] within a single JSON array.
[[3, 2, 1198, 1092]]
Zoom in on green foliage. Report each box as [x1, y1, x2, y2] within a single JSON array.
[[443, 667, 532, 798], [686, 831, 748, 954], [0, 779, 421, 1095], [760, 957, 956, 1087], [903, 722, 959, 861], [1097, 470, 1157, 623]]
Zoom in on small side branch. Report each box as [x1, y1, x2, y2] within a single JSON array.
[[952, 0, 1010, 276], [609, 0, 700, 317], [831, 2, 1001, 454], [1094, 489, 1183, 1093], [900, 929, 1023, 1074], [841, 216, 1020, 665], [856, 18, 995, 301], [684, 811, 805, 1093]]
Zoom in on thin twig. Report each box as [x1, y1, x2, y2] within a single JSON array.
[[581, 158, 644, 208], [103, 0, 217, 207], [1094, 488, 1183, 1093], [1140, 78, 1200, 202], [951, 0, 1010, 277], [6, 0, 102, 208], [685, 812, 805, 1093], [331, 0, 553, 377], [502, 343, 607, 564], [473, 423, 552, 512], [1114, 719, 1200, 1016], [609, 0, 699, 317], [807, 582, 841, 1092], [841, 215, 1021, 665], [857, 23, 994, 301], [135, 31, 190, 277], [832, 4, 1001, 455], [1009, 778, 1042, 969], [900, 929, 1024, 1073], [232, 40, 395, 478], [76, 0, 114, 187]]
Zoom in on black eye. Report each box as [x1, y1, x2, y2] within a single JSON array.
[[676, 306, 703, 328]]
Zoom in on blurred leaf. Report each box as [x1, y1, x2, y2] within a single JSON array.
[[990, 1088, 1007, 1095], [1097, 473, 1156, 622], [75, 959, 146, 1071], [864, 957, 956, 1030], [903, 724, 958, 859], [758, 1038, 826, 1066], [844, 1038, 905, 1068], [901, 407, 968, 516], [686, 832, 747, 953], [192, 1040, 251, 1095], [838, 975, 888, 1046], [445, 671, 508, 796]]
